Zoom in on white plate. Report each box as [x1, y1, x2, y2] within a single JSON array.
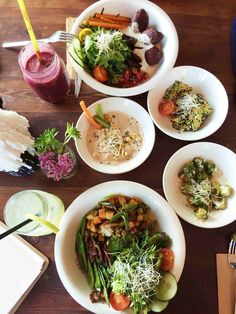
[[147, 66, 228, 141], [75, 97, 155, 174], [163, 142, 236, 228], [55, 180, 186, 314], [70, 0, 179, 96]]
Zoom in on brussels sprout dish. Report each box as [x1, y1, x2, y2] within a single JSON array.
[[179, 157, 233, 219]]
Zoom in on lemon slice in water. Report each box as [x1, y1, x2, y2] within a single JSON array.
[[26, 214, 59, 234]]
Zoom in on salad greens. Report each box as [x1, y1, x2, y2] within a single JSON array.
[[82, 29, 131, 83], [75, 195, 177, 313], [109, 231, 164, 314], [179, 157, 233, 219]]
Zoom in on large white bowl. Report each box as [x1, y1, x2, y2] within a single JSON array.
[[75, 97, 155, 174], [70, 0, 178, 96], [55, 180, 186, 314], [163, 142, 236, 228], [147, 66, 228, 141]]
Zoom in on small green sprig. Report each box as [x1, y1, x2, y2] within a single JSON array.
[[35, 123, 81, 155]]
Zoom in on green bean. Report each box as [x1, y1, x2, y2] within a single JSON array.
[[97, 266, 109, 304], [96, 103, 105, 120], [124, 204, 138, 212], [110, 211, 123, 222], [79, 215, 86, 237], [87, 259, 94, 289], [93, 262, 101, 291], [94, 115, 111, 128], [76, 231, 88, 272], [122, 212, 129, 230]]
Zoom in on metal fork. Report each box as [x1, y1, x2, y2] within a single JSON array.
[[2, 31, 76, 48], [228, 233, 236, 314]]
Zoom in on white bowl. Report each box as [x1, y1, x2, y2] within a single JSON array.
[[163, 142, 236, 228], [75, 97, 155, 174], [147, 66, 228, 141], [55, 180, 186, 314], [70, 0, 178, 96]]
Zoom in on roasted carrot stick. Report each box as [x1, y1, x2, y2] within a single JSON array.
[[83, 19, 128, 30], [99, 16, 128, 24], [80, 100, 102, 129], [95, 13, 131, 22], [89, 16, 128, 25]]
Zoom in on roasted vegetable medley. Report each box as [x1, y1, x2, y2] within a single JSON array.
[[158, 81, 213, 132], [179, 157, 233, 219], [76, 195, 177, 313]]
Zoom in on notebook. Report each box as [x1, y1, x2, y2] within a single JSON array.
[[0, 221, 49, 314]]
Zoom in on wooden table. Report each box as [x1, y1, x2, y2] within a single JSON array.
[[0, 0, 236, 313]]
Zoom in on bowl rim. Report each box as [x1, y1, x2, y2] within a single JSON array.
[[55, 180, 186, 313], [75, 97, 156, 174], [70, 0, 179, 96], [147, 65, 229, 141], [162, 141, 236, 228]]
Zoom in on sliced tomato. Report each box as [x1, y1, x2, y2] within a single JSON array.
[[93, 66, 109, 83], [109, 292, 131, 311], [158, 99, 176, 116], [160, 248, 174, 271]]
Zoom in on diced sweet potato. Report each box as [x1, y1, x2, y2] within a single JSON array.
[[137, 214, 144, 221], [105, 210, 114, 220], [87, 221, 96, 233], [98, 209, 106, 220], [129, 198, 139, 206], [129, 221, 136, 229], [93, 216, 102, 225]]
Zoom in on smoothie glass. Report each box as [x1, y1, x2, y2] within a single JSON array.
[[18, 43, 70, 103]]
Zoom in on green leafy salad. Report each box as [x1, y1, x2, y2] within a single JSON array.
[[179, 157, 233, 219], [69, 27, 147, 87], [161, 81, 213, 132], [76, 195, 177, 313]]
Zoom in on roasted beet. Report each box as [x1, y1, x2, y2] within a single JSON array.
[[122, 34, 138, 48], [131, 9, 149, 32], [145, 46, 162, 65], [141, 28, 164, 45]]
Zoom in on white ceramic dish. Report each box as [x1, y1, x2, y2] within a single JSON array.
[[70, 0, 179, 96], [163, 142, 236, 228], [147, 66, 228, 141], [75, 97, 155, 174], [55, 180, 186, 314]]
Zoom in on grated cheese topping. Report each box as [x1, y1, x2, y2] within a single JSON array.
[[175, 93, 201, 113]]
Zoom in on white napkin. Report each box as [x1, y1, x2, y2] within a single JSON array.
[[0, 222, 48, 314]]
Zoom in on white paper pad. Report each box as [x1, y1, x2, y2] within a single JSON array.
[[0, 221, 48, 314]]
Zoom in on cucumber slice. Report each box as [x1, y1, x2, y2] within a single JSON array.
[[72, 37, 84, 61], [68, 44, 83, 68], [154, 273, 177, 301], [151, 300, 169, 312]]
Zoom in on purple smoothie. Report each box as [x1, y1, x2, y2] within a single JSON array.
[[19, 43, 70, 103]]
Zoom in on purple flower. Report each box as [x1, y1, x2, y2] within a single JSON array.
[[39, 150, 75, 181]]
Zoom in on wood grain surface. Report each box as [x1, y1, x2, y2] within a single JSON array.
[[0, 1, 236, 313]]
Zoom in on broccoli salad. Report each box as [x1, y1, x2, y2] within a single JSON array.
[[161, 81, 213, 132], [178, 157, 233, 219]]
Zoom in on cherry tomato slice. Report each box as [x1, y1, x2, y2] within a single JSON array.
[[160, 248, 174, 271], [93, 66, 109, 83], [158, 99, 176, 116], [109, 292, 131, 311]]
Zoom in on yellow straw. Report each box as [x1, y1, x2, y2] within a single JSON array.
[[17, 0, 42, 62]]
